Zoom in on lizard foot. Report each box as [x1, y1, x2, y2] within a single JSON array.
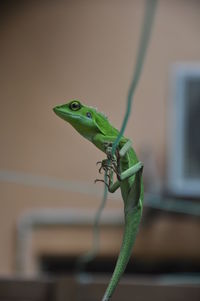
[[96, 159, 118, 175]]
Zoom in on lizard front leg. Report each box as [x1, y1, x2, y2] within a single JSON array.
[[95, 142, 121, 192]]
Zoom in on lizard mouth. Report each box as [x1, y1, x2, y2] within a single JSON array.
[[53, 107, 80, 120]]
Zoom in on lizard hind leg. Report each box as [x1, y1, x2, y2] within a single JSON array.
[[126, 166, 143, 212]]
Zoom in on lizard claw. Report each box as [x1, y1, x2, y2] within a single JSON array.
[[94, 178, 109, 188]]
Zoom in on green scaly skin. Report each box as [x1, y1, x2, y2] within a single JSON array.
[[53, 99, 143, 301]]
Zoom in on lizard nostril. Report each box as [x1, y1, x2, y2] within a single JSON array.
[[53, 106, 61, 114]]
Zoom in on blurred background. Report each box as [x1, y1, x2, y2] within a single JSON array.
[[0, 0, 200, 300]]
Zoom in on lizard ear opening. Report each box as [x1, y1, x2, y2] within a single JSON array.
[[86, 112, 92, 118]]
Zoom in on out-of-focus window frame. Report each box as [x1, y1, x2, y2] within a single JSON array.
[[167, 62, 200, 197]]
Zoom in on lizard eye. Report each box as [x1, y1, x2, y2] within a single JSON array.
[[86, 112, 92, 118], [69, 101, 81, 111]]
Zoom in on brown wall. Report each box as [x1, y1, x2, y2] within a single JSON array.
[[0, 0, 200, 275]]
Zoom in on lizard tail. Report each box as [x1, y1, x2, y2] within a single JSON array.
[[101, 205, 142, 301]]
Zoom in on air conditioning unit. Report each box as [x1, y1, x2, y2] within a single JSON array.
[[167, 63, 200, 197]]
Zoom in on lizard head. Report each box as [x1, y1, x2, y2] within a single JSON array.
[[53, 99, 114, 141]]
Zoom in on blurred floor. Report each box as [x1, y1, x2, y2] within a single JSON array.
[[0, 275, 200, 301]]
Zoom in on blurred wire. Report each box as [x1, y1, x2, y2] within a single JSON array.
[[111, 0, 157, 156], [76, 0, 158, 274], [1, 169, 200, 216], [75, 172, 108, 273]]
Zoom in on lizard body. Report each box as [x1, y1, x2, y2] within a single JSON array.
[[53, 99, 143, 300]]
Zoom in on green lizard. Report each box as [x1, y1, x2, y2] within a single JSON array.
[[53, 99, 143, 301]]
